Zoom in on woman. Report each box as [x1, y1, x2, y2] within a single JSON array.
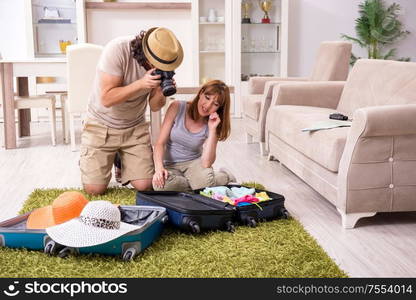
[[152, 80, 236, 191]]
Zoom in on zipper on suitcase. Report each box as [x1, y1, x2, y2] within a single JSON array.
[[137, 192, 234, 216], [179, 192, 235, 211]]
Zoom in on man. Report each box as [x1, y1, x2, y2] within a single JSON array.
[[80, 27, 183, 195]]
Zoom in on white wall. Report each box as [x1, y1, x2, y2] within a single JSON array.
[[86, 8, 193, 85], [288, 0, 416, 77], [0, 0, 29, 59]]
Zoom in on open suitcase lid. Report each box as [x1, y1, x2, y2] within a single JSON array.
[[0, 206, 166, 234]]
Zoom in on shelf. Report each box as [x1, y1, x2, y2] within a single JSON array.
[[242, 22, 280, 25], [32, 3, 75, 10], [242, 51, 280, 54], [199, 22, 225, 25], [86, 2, 191, 10], [34, 23, 76, 25], [242, 75, 277, 79], [200, 50, 225, 54], [35, 53, 66, 58]]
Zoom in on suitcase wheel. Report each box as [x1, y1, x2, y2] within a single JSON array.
[[225, 221, 235, 233], [44, 240, 56, 255], [58, 247, 75, 259], [44, 240, 64, 255], [161, 216, 169, 224], [247, 217, 257, 228], [188, 220, 200, 234], [280, 208, 290, 219], [122, 247, 137, 261]]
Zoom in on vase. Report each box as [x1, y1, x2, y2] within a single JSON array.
[[208, 8, 217, 22]]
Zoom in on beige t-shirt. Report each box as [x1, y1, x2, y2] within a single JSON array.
[[87, 36, 150, 129]]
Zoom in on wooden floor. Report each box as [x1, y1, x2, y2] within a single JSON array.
[[1, 118, 416, 277]]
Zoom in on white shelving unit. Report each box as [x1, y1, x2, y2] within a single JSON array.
[[30, 0, 81, 57], [241, 22, 281, 79], [7, 0, 85, 122], [232, 0, 288, 117], [190, 0, 234, 113], [198, 22, 225, 25], [191, 0, 232, 87]]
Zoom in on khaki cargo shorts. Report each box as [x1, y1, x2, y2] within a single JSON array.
[[80, 118, 154, 185]]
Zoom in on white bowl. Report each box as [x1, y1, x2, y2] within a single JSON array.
[[217, 16, 225, 22], [199, 16, 207, 22]]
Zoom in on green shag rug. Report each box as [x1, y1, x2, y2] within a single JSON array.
[[0, 187, 347, 278]]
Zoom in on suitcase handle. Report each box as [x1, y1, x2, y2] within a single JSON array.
[[180, 192, 234, 210], [179, 192, 194, 199]]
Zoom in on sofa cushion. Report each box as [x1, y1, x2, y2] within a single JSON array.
[[243, 95, 262, 121], [337, 59, 416, 116], [266, 105, 350, 172], [310, 41, 351, 81]]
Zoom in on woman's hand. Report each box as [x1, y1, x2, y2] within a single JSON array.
[[139, 68, 161, 89], [208, 112, 221, 131], [152, 168, 169, 189]]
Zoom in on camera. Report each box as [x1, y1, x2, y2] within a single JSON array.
[[152, 69, 176, 97], [329, 113, 349, 121]]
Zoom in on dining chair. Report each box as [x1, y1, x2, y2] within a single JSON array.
[[65, 43, 103, 151], [14, 94, 57, 146]]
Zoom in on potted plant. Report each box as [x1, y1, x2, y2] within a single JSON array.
[[341, 0, 410, 65]]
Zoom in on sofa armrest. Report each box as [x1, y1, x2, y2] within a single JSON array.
[[243, 79, 313, 141], [248, 76, 308, 94], [272, 81, 345, 109], [243, 79, 308, 112], [354, 104, 416, 137], [337, 104, 416, 216]]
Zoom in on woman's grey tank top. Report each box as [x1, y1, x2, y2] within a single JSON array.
[[164, 101, 208, 165]]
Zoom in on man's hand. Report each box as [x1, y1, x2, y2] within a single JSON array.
[[150, 78, 177, 98], [150, 85, 164, 98], [139, 68, 161, 89]]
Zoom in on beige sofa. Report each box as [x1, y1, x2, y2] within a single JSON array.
[[242, 41, 351, 155], [265, 59, 416, 228]]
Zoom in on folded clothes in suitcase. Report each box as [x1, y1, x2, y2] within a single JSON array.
[[0, 205, 166, 261], [194, 184, 289, 227], [136, 191, 236, 233]]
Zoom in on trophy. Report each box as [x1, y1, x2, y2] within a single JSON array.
[[259, 0, 272, 23], [241, 0, 252, 24]]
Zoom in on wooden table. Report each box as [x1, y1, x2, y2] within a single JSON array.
[[0, 58, 67, 149]]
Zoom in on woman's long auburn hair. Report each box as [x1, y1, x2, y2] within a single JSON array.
[[187, 80, 231, 141]]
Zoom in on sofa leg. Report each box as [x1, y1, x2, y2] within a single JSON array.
[[267, 154, 274, 161], [260, 142, 268, 156], [245, 133, 253, 144], [337, 209, 376, 229]]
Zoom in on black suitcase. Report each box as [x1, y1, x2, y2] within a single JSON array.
[[136, 191, 236, 233], [193, 184, 289, 227]]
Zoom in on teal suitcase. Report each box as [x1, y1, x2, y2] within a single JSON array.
[[0, 205, 167, 261]]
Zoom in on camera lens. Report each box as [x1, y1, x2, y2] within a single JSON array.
[[161, 80, 176, 96]]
